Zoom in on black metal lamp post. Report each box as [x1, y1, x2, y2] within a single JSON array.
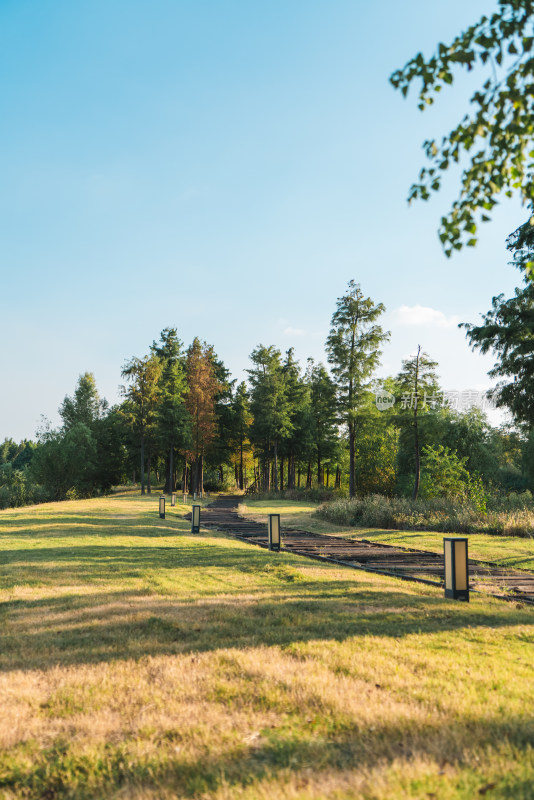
[[191, 504, 201, 533], [268, 514, 281, 552], [444, 537, 469, 601], [159, 496, 165, 520]]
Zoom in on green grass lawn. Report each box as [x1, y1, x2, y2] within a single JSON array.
[[1, 492, 533, 799], [242, 499, 534, 572]]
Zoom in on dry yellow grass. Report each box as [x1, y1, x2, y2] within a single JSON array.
[[1, 492, 533, 798]]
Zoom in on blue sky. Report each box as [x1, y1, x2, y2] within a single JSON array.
[[1, 0, 523, 440]]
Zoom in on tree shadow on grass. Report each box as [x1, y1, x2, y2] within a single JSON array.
[[1, 573, 531, 672], [0, 511, 190, 535], [1, 699, 532, 798], [1, 541, 277, 585]]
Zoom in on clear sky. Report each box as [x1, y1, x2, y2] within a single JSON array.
[[1, 0, 523, 441]]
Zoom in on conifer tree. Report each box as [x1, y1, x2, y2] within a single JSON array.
[[151, 328, 190, 492], [326, 281, 389, 497], [307, 360, 338, 487], [231, 382, 252, 490], [281, 349, 311, 490], [185, 338, 220, 494], [120, 354, 162, 494], [248, 345, 292, 491], [394, 347, 440, 500]]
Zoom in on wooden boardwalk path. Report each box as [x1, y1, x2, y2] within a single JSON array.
[[192, 496, 534, 604]]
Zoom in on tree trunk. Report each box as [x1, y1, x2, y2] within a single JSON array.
[[140, 434, 145, 495], [326, 464, 330, 488], [306, 461, 312, 489], [280, 457, 284, 492], [193, 459, 199, 495], [317, 452, 323, 486], [412, 345, 421, 502], [168, 447, 174, 493], [348, 421, 355, 498], [413, 419, 421, 501], [335, 465, 341, 489], [297, 464, 301, 488], [239, 436, 244, 490], [147, 447, 152, 494]]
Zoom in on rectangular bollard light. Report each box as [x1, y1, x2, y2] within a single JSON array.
[[191, 504, 201, 533], [159, 496, 165, 520], [171, 493, 176, 507], [268, 514, 281, 552], [444, 537, 469, 601]]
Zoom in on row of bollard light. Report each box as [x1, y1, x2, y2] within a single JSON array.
[[157, 496, 469, 602]]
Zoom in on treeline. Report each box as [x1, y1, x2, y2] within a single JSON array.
[[2, 279, 534, 510]]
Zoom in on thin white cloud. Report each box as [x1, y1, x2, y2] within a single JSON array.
[[392, 305, 460, 329], [283, 326, 305, 336]]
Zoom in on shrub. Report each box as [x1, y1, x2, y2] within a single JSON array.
[[0, 464, 50, 509], [316, 493, 534, 538], [250, 487, 339, 503]]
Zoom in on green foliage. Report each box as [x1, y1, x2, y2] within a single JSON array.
[[59, 372, 105, 430], [151, 328, 191, 489], [441, 407, 500, 482], [248, 345, 293, 490], [120, 353, 162, 493], [420, 444, 471, 500], [463, 226, 534, 425], [0, 438, 37, 470], [306, 360, 338, 484], [0, 463, 48, 509], [326, 280, 389, 497], [391, 1, 534, 255], [419, 444, 488, 513], [31, 423, 98, 500], [352, 398, 398, 496], [523, 428, 534, 489], [394, 347, 440, 499], [91, 408, 129, 492]]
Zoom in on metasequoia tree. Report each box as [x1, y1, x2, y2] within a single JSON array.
[[391, 1, 534, 256], [120, 354, 162, 494], [151, 328, 189, 493], [206, 358, 236, 488], [248, 345, 292, 491], [230, 382, 252, 490], [395, 347, 440, 500], [185, 338, 220, 494], [326, 281, 389, 497], [280, 349, 311, 491], [307, 360, 338, 487]]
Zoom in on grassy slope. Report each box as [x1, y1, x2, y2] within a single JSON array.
[[0, 493, 533, 799], [242, 500, 534, 572]]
